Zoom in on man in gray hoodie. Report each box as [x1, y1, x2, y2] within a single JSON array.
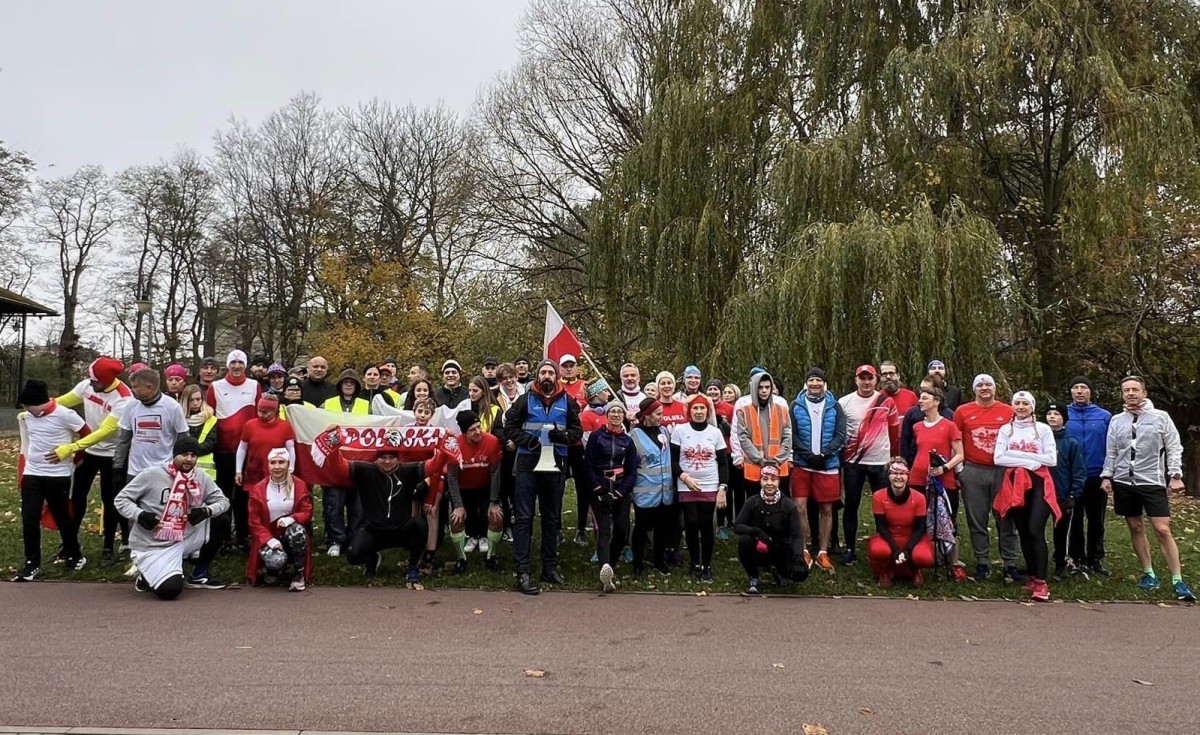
[[115, 435, 231, 599]]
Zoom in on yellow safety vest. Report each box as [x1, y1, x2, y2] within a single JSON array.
[[195, 416, 218, 480], [322, 396, 371, 415]]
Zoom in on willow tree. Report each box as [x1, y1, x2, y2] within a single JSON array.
[[590, 0, 1200, 393]]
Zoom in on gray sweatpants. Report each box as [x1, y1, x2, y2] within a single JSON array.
[[959, 462, 1019, 566]]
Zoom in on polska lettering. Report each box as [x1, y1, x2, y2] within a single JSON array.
[[339, 425, 446, 450]]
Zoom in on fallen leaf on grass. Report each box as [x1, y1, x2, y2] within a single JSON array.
[[1019, 602, 1034, 607], [859, 707, 875, 715], [772, 662, 785, 669], [927, 660, 944, 666], [1157, 602, 1170, 608], [905, 594, 919, 601], [696, 590, 708, 597], [1133, 679, 1155, 686], [801, 725, 830, 735], [473, 608, 483, 615], [524, 669, 547, 678]]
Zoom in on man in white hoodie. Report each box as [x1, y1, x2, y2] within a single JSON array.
[[1100, 376, 1195, 601]]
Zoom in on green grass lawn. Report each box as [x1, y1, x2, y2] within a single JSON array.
[[2, 437, 1197, 602]]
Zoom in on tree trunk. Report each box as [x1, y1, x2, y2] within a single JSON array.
[[1186, 427, 1200, 498]]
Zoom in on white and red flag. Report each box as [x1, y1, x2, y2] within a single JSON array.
[[543, 300, 584, 364]]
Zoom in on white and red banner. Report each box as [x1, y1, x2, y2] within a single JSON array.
[[286, 404, 461, 487], [543, 300, 583, 365]]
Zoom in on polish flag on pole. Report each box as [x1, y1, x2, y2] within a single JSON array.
[[543, 300, 583, 364]]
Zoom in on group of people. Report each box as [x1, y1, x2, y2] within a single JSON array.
[[13, 350, 1196, 603]]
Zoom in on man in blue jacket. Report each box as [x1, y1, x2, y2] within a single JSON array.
[[1045, 403, 1086, 579], [791, 367, 847, 573], [1065, 376, 1112, 575]]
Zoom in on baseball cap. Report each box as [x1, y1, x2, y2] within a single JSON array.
[[559, 354, 577, 366], [482, 356, 499, 367], [855, 364, 877, 378]]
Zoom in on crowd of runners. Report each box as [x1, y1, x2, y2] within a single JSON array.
[[13, 351, 1196, 603]]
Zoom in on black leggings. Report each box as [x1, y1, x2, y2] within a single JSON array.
[[1010, 480, 1052, 580], [632, 504, 672, 572], [347, 519, 429, 568], [681, 501, 716, 568], [72, 452, 129, 549], [592, 494, 632, 566], [567, 445, 592, 533], [842, 463, 888, 549]]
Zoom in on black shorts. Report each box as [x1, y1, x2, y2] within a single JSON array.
[[1112, 482, 1170, 519]]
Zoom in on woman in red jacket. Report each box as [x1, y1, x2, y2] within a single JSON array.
[[247, 448, 313, 590]]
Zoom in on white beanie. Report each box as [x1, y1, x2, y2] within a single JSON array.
[[1012, 390, 1036, 410], [227, 349, 248, 367], [972, 373, 995, 390]]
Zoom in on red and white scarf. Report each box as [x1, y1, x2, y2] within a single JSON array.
[[155, 463, 202, 542]]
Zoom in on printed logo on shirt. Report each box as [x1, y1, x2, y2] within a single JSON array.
[[134, 414, 164, 443], [682, 444, 715, 469], [1009, 438, 1040, 453], [970, 427, 999, 453]]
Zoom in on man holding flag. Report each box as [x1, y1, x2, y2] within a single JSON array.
[[504, 359, 583, 595]]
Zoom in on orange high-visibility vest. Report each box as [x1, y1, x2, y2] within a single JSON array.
[[739, 401, 791, 481]]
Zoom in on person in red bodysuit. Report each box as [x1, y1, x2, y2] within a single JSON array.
[[868, 458, 934, 587]]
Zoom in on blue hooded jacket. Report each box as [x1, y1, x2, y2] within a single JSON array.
[[1065, 402, 1111, 478], [1050, 428, 1086, 501], [791, 390, 847, 471]]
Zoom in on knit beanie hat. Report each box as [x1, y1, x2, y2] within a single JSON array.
[[655, 370, 675, 384], [705, 379, 724, 392], [1012, 390, 1037, 411], [1044, 402, 1068, 424], [683, 365, 702, 378], [87, 356, 125, 386], [536, 359, 559, 378], [173, 434, 203, 457], [586, 378, 611, 400], [284, 376, 302, 390], [164, 363, 188, 379], [267, 362, 288, 377], [1068, 375, 1093, 393], [227, 349, 248, 367], [250, 354, 270, 367], [18, 379, 50, 406], [805, 367, 827, 382], [456, 409, 481, 433], [604, 400, 627, 416]]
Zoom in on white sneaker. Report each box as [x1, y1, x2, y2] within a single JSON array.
[[600, 563, 616, 593], [289, 574, 306, 592], [327, 544, 341, 558], [478, 537, 490, 555], [465, 537, 478, 553]]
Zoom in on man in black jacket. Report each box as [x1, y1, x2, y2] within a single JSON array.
[[435, 359, 469, 407], [733, 465, 809, 595], [327, 436, 429, 589], [503, 359, 583, 595], [300, 355, 338, 406]]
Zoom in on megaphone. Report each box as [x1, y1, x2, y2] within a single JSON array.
[[534, 424, 560, 473]]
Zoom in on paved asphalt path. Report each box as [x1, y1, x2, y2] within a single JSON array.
[[1, 582, 1195, 735]]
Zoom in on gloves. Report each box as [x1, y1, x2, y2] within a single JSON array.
[[547, 429, 569, 444], [187, 506, 211, 525], [1061, 498, 1076, 512], [756, 529, 770, 543], [266, 537, 283, 551], [894, 551, 907, 565], [276, 516, 296, 529], [54, 443, 79, 462], [137, 511, 158, 530], [807, 453, 828, 471]]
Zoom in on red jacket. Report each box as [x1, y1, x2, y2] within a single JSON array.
[[246, 476, 314, 585], [993, 466, 1061, 523]]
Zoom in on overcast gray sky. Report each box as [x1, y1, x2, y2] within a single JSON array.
[[0, 0, 529, 175]]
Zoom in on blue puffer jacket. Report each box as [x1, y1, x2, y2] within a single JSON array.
[[1066, 402, 1111, 478], [1050, 428, 1086, 501], [791, 391, 847, 471]]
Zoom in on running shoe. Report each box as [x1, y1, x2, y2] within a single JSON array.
[[12, 562, 40, 582], [100, 548, 116, 568], [1003, 566, 1026, 584], [134, 575, 151, 593], [452, 558, 467, 575], [715, 526, 729, 541], [590, 551, 599, 564], [326, 544, 341, 558], [600, 563, 616, 593], [1030, 579, 1050, 602], [464, 537, 478, 554], [803, 549, 813, 570], [841, 549, 857, 566], [1138, 573, 1161, 591], [816, 551, 835, 573], [573, 530, 588, 546], [622, 546, 633, 563], [365, 552, 383, 579], [1174, 580, 1196, 602], [65, 556, 87, 572], [952, 565, 968, 583], [186, 569, 226, 589], [289, 573, 306, 592], [973, 564, 990, 582], [700, 567, 714, 584], [485, 555, 502, 572], [745, 577, 760, 595], [478, 537, 490, 555]]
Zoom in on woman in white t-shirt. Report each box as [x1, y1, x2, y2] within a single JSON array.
[[670, 394, 729, 583]]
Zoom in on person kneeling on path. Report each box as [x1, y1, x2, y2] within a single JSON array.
[[444, 410, 504, 574], [246, 448, 313, 591], [733, 465, 808, 595], [114, 435, 231, 599], [326, 435, 429, 589], [584, 400, 639, 592], [868, 459, 934, 588]]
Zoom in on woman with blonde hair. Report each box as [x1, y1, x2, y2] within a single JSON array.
[[180, 384, 219, 480], [246, 448, 313, 590]]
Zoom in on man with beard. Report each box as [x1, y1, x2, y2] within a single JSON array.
[[204, 350, 264, 547], [879, 361, 918, 416], [300, 355, 337, 406], [926, 359, 963, 412], [115, 435, 231, 597], [503, 359, 583, 594], [953, 374, 1021, 582], [618, 363, 647, 419], [436, 359, 469, 407], [249, 354, 271, 387]]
